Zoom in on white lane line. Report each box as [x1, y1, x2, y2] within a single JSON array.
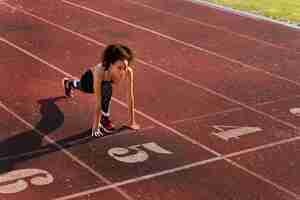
[[227, 159, 300, 199], [54, 134, 300, 200], [253, 94, 300, 106], [0, 36, 298, 200], [171, 94, 300, 125], [59, 0, 300, 88], [53, 156, 222, 200], [0, 101, 135, 200], [170, 107, 242, 124], [0, 126, 156, 162], [225, 135, 300, 158], [122, 0, 299, 53], [185, 0, 300, 30]]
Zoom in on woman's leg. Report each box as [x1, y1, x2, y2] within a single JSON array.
[[62, 69, 94, 97], [101, 82, 112, 116], [100, 81, 115, 133]]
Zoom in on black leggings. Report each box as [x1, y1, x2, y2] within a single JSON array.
[[79, 69, 112, 115]]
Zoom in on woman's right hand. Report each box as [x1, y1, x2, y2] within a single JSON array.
[[92, 127, 104, 137], [123, 121, 140, 130]]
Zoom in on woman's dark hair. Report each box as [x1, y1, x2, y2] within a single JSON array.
[[101, 44, 134, 70]]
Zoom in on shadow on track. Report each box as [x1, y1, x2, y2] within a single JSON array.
[[0, 96, 133, 173]]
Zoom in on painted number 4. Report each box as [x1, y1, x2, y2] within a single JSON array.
[[211, 125, 262, 141], [108, 142, 173, 163]]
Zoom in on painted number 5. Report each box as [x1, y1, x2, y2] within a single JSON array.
[[108, 142, 173, 163], [0, 169, 54, 194]]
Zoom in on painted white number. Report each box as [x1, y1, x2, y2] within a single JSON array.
[[211, 125, 262, 141], [108, 142, 173, 163], [289, 108, 300, 117], [0, 169, 54, 194]]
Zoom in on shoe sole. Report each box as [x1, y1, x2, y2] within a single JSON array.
[[62, 78, 73, 97], [100, 125, 116, 134]]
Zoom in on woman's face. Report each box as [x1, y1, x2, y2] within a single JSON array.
[[110, 60, 129, 84]]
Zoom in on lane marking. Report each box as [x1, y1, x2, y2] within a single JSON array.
[[170, 107, 243, 124], [123, 0, 299, 53], [108, 142, 173, 163], [290, 108, 300, 117], [254, 95, 300, 106], [171, 94, 300, 125], [226, 160, 300, 199], [211, 125, 262, 141], [0, 169, 54, 194], [53, 156, 222, 200]]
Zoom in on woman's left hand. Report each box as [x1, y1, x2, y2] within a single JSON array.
[[124, 121, 140, 130]]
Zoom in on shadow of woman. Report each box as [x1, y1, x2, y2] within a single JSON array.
[[0, 96, 65, 173], [0, 96, 133, 174]]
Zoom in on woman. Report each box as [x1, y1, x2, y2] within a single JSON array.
[[62, 44, 140, 136]]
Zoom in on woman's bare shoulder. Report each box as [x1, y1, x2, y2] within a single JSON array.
[[92, 63, 104, 75]]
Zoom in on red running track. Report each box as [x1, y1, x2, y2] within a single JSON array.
[[1, 0, 300, 199]]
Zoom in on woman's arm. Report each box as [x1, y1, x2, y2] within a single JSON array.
[[92, 67, 103, 131], [126, 67, 140, 130]]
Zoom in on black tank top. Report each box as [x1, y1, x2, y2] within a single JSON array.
[[80, 65, 113, 94]]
